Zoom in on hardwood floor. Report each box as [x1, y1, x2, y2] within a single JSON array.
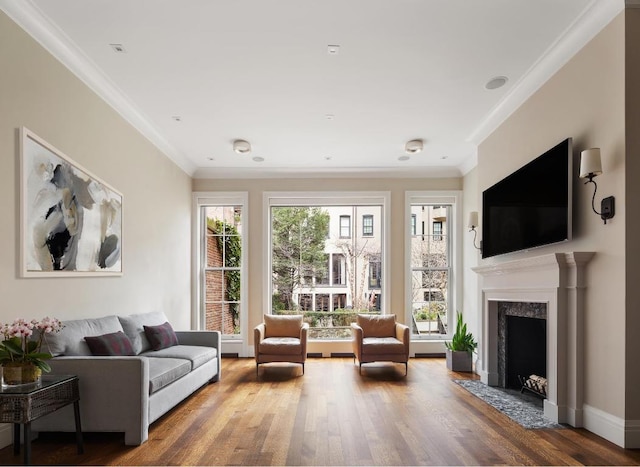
[[1, 357, 639, 466]]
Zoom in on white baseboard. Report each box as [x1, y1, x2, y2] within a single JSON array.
[[0, 423, 12, 449], [583, 404, 625, 447]]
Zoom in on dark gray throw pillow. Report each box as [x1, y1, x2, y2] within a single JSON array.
[[143, 322, 179, 351], [85, 331, 135, 356]]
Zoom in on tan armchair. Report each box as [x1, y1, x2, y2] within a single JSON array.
[[351, 314, 410, 375], [254, 314, 309, 375]]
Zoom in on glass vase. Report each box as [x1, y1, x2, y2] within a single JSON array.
[[1, 362, 42, 386]]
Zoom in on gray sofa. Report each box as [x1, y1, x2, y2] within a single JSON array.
[[32, 311, 221, 445]]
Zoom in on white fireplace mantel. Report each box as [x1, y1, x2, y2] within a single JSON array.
[[472, 252, 594, 427]]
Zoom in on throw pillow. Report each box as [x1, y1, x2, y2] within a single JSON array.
[[264, 314, 303, 338], [143, 322, 179, 351], [85, 331, 135, 356]]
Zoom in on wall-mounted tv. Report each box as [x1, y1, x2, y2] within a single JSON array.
[[482, 138, 572, 259]]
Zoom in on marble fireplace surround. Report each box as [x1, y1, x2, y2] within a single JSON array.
[[473, 252, 594, 427]]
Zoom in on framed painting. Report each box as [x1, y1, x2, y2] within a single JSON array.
[[20, 127, 123, 277]]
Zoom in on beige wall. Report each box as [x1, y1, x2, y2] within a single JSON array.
[[462, 167, 480, 344], [193, 177, 462, 354], [625, 8, 640, 425], [0, 12, 192, 329], [478, 12, 626, 424]]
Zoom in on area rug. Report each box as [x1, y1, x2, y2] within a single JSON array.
[[454, 380, 563, 429]]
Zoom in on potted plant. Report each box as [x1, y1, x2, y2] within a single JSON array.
[[0, 317, 63, 385], [445, 313, 477, 372]]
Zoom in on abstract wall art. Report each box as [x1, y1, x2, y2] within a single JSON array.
[[20, 128, 123, 277]]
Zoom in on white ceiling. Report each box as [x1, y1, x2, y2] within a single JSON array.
[[0, 0, 623, 178]]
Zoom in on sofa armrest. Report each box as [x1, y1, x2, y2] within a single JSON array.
[[175, 330, 220, 348], [175, 330, 221, 382], [42, 356, 150, 445]]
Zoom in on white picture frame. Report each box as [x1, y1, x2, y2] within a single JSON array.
[[20, 127, 123, 277]]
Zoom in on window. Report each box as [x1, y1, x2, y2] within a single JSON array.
[[267, 193, 389, 340], [340, 215, 351, 238], [369, 255, 381, 288], [203, 205, 243, 338], [315, 254, 330, 285], [433, 221, 443, 241], [362, 215, 374, 236], [406, 192, 458, 338], [315, 294, 330, 311], [299, 294, 313, 311], [332, 253, 346, 285], [195, 193, 248, 354], [333, 293, 347, 310]]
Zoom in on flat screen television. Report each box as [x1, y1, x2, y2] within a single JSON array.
[[482, 138, 572, 259]]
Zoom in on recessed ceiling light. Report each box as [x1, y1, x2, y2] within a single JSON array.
[[405, 139, 424, 154], [485, 76, 508, 90], [252, 156, 264, 162], [398, 155, 410, 162], [440, 156, 448, 160], [325, 114, 335, 120], [327, 45, 340, 55], [233, 139, 251, 154], [207, 157, 215, 161], [109, 43, 126, 53], [324, 156, 332, 161], [171, 116, 182, 122]]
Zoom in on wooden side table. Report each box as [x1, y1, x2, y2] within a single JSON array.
[[0, 374, 83, 465]]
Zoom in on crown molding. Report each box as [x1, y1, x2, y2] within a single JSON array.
[[457, 150, 478, 176], [467, 0, 625, 146], [192, 165, 463, 180], [0, 0, 196, 176]]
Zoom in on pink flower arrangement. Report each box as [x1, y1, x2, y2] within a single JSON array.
[[0, 317, 63, 372]]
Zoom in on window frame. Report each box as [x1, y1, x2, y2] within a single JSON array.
[[362, 214, 374, 237], [264, 191, 391, 326], [193, 192, 249, 356], [405, 191, 462, 341], [339, 215, 351, 238]]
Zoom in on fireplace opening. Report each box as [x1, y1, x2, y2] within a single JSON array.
[[506, 315, 546, 391]]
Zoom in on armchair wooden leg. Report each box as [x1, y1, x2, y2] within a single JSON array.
[[302, 363, 305, 375], [256, 363, 259, 376], [404, 362, 408, 376]]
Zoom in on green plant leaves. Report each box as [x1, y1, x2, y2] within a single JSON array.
[[445, 313, 477, 353]]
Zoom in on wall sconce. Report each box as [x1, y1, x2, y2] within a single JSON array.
[[579, 148, 615, 224], [467, 211, 481, 251]]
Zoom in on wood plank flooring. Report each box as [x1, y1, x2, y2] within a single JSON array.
[[1, 357, 639, 466]]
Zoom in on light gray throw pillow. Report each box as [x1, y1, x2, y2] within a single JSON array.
[[42, 315, 123, 356], [118, 311, 170, 354]]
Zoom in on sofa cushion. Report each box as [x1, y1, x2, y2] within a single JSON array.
[[362, 336, 405, 355], [147, 357, 191, 394], [41, 315, 123, 356], [356, 314, 396, 338], [142, 345, 217, 370], [85, 331, 135, 356], [144, 322, 178, 351], [264, 314, 303, 338], [259, 337, 302, 355], [118, 311, 169, 354]]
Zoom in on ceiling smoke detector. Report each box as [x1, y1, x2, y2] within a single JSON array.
[[233, 139, 251, 154], [405, 139, 424, 154]]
